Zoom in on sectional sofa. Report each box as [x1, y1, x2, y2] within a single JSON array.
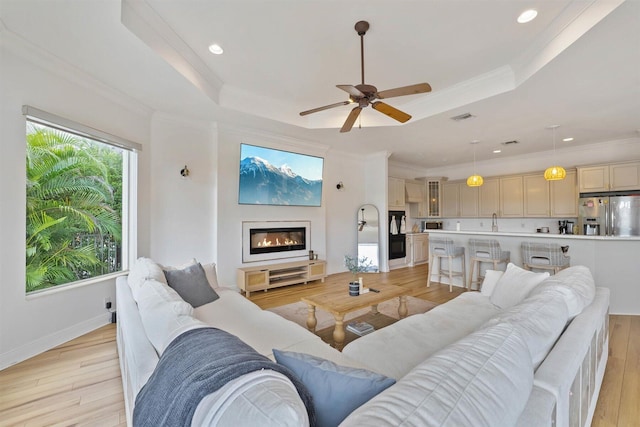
[[116, 258, 609, 427]]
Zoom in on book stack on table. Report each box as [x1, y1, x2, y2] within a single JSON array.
[[346, 321, 374, 336]]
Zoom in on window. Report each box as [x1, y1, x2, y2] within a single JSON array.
[[23, 106, 139, 293]]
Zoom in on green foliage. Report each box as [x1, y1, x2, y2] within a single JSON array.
[[25, 123, 123, 292], [344, 255, 374, 279]]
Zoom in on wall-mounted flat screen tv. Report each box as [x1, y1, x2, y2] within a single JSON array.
[[238, 143, 324, 206]]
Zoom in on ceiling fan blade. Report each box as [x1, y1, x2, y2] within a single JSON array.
[[340, 107, 362, 133], [371, 101, 411, 123], [337, 84, 365, 98], [376, 83, 432, 99], [300, 101, 351, 116]]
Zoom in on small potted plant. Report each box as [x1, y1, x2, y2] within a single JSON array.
[[344, 255, 373, 295]]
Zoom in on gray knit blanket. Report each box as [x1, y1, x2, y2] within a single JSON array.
[[133, 327, 316, 426]]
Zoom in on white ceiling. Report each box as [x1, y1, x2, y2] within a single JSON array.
[[1, 0, 639, 169]]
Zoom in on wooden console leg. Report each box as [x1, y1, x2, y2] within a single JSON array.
[[306, 304, 317, 332], [333, 314, 346, 350]]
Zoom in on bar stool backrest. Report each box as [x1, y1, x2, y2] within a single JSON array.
[[469, 239, 503, 259], [429, 237, 457, 255], [521, 242, 566, 265]]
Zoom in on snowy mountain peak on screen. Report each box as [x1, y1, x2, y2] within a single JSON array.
[[280, 164, 297, 178]]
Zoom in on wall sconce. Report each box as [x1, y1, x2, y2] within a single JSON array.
[[336, 181, 344, 190], [180, 165, 190, 177]]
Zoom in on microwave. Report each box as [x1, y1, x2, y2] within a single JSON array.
[[421, 221, 443, 230]]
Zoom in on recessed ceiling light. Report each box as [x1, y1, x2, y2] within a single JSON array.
[[562, 137, 574, 142], [517, 9, 538, 24], [208, 44, 224, 55], [493, 149, 502, 154]]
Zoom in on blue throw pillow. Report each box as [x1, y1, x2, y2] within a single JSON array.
[[273, 349, 395, 427], [163, 262, 219, 308]]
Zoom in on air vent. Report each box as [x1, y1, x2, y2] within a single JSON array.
[[450, 112, 475, 121], [501, 140, 519, 146]]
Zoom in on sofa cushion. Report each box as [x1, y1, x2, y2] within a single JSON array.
[[128, 257, 167, 301], [490, 263, 549, 309], [481, 292, 570, 369], [273, 350, 395, 427], [480, 269, 504, 296], [135, 279, 195, 354], [164, 262, 220, 308], [339, 323, 534, 427], [528, 265, 595, 318]]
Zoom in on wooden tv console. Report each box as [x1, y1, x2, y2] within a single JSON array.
[[237, 259, 326, 297]]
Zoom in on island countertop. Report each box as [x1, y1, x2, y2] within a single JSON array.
[[423, 229, 640, 315], [425, 229, 640, 241]]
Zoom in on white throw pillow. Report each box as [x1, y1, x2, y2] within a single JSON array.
[[490, 263, 549, 309], [480, 270, 504, 296], [128, 257, 168, 301]]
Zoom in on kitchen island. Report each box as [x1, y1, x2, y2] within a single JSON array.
[[426, 229, 640, 315]]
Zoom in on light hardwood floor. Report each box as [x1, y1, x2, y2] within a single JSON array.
[[0, 264, 637, 426]]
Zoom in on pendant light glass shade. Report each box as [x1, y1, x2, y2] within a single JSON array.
[[467, 174, 484, 187], [467, 141, 483, 187], [544, 125, 566, 181]]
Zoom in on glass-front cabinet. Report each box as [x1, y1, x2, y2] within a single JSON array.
[[427, 180, 441, 217]]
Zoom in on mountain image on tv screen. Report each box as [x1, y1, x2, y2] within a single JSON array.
[[238, 144, 323, 206]]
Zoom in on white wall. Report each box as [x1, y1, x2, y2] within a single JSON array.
[[148, 114, 217, 265], [0, 44, 151, 369]]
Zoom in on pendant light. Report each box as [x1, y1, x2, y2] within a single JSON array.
[[467, 141, 483, 187], [544, 125, 567, 181]]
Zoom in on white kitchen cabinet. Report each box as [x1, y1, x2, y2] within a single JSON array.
[[442, 181, 460, 217], [524, 174, 550, 217], [479, 178, 500, 217], [610, 162, 640, 191], [388, 177, 406, 209], [427, 179, 442, 217], [578, 166, 609, 192], [407, 233, 429, 266], [459, 184, 479, 217], [550, 169, 578, 217], [578, 162, 640, 192], [499, 176, 524, 217]]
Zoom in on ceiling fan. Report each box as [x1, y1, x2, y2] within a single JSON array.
[[299, 20, 432, 133]]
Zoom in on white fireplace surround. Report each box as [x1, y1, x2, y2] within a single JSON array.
[[242, 220, 311, 263]]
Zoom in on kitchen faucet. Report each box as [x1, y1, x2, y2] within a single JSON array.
[[491, 213, 498, 232]]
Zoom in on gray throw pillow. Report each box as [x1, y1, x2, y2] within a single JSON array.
[[273, 349, 395, 427], [163, 263, 219, 308]]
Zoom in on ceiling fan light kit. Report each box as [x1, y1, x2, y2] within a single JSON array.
[[299, 20, 432, 132]]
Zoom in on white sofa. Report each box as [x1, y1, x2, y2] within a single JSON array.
[[116, 259, 609, 427]]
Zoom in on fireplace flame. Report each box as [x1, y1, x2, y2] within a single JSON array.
[[257, 237, 299, 247]]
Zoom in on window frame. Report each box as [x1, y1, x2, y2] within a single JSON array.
[[23, 105, 140, 294]]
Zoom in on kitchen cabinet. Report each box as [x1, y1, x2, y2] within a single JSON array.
[[524, 174, 550, 217], [578, 161, 640, 192], [427, 179, 442, 217], [610, 162, 640, 191], [479, 178, 500, 217], [405, 181, 425, 203], [550, 169, 578, 217], [388, 177, 406, 208], [499, 176, 524, 217], [407, 233, 429, 266], [459, 184, 479, 217], [442, 181, 460, 217]]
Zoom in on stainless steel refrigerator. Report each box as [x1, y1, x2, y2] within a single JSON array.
[[578, 193, 640, 236]]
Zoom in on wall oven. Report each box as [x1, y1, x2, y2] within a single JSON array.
[[388, 210, 406, 260]]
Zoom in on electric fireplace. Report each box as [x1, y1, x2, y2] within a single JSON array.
[[242, 221, 311, 262]]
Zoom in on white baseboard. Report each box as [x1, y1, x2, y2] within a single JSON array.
[[0, 314, 109, 371]]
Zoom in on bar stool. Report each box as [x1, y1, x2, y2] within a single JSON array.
[[521, 242, 570, 274], [427, 237, 466, 292], [467, 239, 510, 291]]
